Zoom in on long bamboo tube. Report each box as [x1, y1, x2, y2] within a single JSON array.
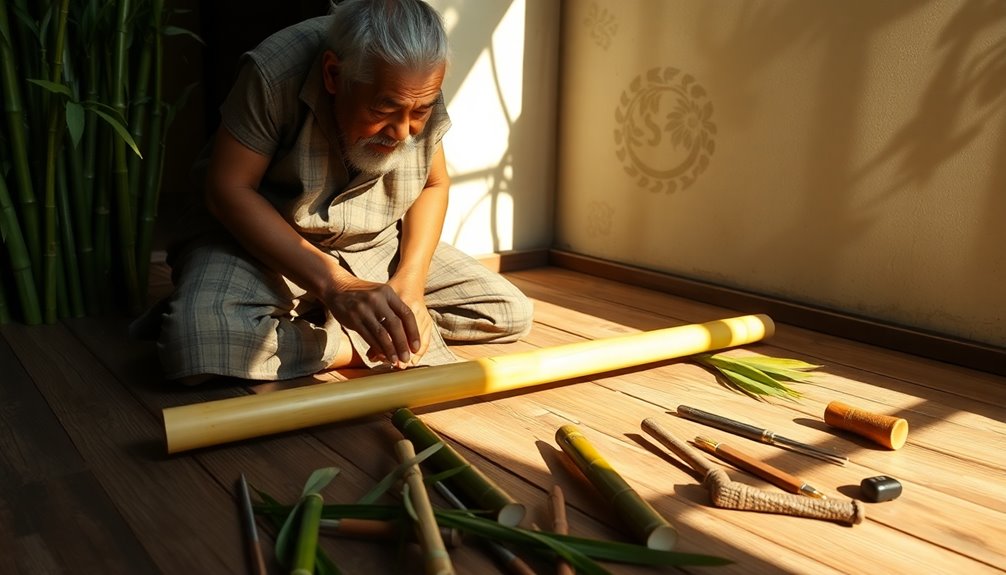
[[163, 314, 774, 453]]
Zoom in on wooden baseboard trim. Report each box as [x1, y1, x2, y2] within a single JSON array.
[[549, 249, 1005, 377], [476, 249, 550, 273]]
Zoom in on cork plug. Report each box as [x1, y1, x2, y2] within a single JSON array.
[[824, 401, 909, 450]]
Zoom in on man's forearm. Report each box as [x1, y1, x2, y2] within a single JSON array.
[[393, 146, 450, 291], [206, 184, 353, 299], [394, 183, 448, 289]]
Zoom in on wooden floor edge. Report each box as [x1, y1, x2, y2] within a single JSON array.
[[548, 249, 1006, 378]]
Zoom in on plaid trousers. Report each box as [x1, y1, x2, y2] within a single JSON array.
[[156, 236, 533, 381]]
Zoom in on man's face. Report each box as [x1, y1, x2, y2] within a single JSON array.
[[323, 52, 446, 174]]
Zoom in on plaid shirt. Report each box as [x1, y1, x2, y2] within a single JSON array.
[[219, 15, 452, 282]]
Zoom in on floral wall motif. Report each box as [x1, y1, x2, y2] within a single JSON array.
[[556, 0, 1006, 347], [614, 67, 716, 194], [584, 2, 618, 50]]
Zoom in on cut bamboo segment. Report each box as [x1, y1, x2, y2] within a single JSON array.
[[162, 314, 775, 453], [393, 408, 526, 526], [555, 425, 678, 550], [396, 439, 455, 575]]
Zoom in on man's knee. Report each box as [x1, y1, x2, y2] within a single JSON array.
[[505, 290, 534, 339], [157, 294, 271, 382]]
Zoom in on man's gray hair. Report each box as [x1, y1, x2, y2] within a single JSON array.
[[328, 0, 449, 85]]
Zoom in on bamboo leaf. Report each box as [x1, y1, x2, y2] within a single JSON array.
[[273, 500, 303, 565], [65, 100, 84, 148], [163, 81, 197, 130], [163, 25, 204, 44], [730, 356, 822, 371], [717, 369, 789, 399], [401, 483, 418, 522], [27, 78, 72, 97], [302, 466, 340, 497], [422, 464, 468, 485], [693, 353, 807, 399], [315, 548, 342, 575], [356, 441, 443, 504], [87, 106, 142, 158]]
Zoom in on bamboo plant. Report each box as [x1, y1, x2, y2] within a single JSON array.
[[0, 0, 199, 324]]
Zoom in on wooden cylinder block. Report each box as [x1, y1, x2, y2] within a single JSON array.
[[824, 401, 909, 450]]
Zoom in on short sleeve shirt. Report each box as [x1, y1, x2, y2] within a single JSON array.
[[218, 15, 452, 280]]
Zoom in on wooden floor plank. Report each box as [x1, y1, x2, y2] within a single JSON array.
[[0, 334, 87, 489], [0, 471, 159, 574], [2, 322, 241, 573]]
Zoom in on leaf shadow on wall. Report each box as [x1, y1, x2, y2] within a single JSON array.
[[438, 0, 556, 254], [694, 0, 1005, 346]]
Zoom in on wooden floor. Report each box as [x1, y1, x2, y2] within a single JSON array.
[[1, 264, 1004, 574]]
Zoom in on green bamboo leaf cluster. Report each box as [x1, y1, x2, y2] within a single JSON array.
[[253, 486, 731, 574], [692, 353, 823, 400], [0, 0, 199, 324]]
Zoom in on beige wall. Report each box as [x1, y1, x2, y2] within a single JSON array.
[[556, 0, 1006, 347], [429, 0, 560, 255]]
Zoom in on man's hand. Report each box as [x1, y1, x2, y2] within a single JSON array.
[[324, 278, 422, 369], [387, 279, 434, 365]]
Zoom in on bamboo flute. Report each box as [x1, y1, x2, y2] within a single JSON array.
[[396, 440, 455, 575], [393, 408, 525, 526], [163, 314, 775, 453], [555, 425, 678, 550]]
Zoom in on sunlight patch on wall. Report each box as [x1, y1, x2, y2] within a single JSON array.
[[444, 181, 515, 255], [437, 0, 525, 253]]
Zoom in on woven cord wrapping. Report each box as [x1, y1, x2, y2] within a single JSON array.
[[703, 469, 865, 525]]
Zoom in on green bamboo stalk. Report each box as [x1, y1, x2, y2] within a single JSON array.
[[66, 122, 98, 314], [110, 0, 141, 315], [92, 122, 112, 310], [0, 175, 41, 324], [555, 425, 678, 551], [56, 157, 84, 317], [127, 3, 153, 217], [136, 0, 163, 301], [57, 28, 98, 316], [392, 408, 526, 526], [40, 0, 71, 323], [0, 0, 42, 275], [10, 0, 38, 82], [81, 5, 100, 214], [291, 492, 323, 575]]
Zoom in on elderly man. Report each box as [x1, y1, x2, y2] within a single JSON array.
[[153, 0, 532, 384]]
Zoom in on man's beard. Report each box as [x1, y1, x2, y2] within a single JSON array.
[[344, 133, 417, 175]]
